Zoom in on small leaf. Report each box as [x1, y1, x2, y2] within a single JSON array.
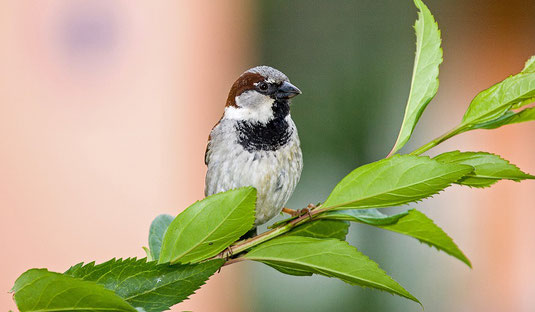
[[159, 187, 256, 264], [149, 214, 174, 261], [268, 216, 297, 229], [469, 110, 517, 130], [322, 155, 473, 210], [470, 106, 535, 130], [434, 151, 535, 188], [286, 220, 349, 240], [243, 236, 420, 304], [262, 262, 313, 277], [461, 59, 535, 126], [12, 269, 136, 312], [321, 208, 409, 226], [65, 258, 223, 312], [389, 0, 443, 155], [142, 246, 153, 262], [522, 55, 535, 73], [323, 209, 471, 267], [508, 106, 535, 123]]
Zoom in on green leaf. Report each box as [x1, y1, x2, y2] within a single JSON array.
[[434, 151, 535, 188], [159, 187, 256, 264], [286, 220, 349, 240], [271, 220, 350, 275], [470, 106, 535, 130], [522, 55, 535, 73], [65, 258, 223, 312], [243, 236, 420, 304], [461, 64, 535, 126], [389, 0, 443, 155], [323, 209, 471, 267], [461, 55, 535, 126], [322, 155, 473, 210], [265, 220, 350, 277], [12, 269, 136, 312], [321, 208, 409, 226], [149, 214, 174, 261]]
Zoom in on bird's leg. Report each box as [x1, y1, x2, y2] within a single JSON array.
[[282, 205, 315, 220], [217, 246, 235, 272], [282, 207, 300, 217]]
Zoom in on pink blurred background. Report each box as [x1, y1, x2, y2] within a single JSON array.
[[1, 1, 253, 310], [1, 1, 534, 311]]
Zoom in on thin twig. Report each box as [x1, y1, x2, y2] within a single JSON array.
[[408, 124, 467, 156], [210, 204, 325, 263]]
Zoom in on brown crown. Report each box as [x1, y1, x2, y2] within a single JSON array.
[[225, 72, 264, 107]]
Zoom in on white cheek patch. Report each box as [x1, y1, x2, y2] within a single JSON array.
[[225, 91, 275, 123]]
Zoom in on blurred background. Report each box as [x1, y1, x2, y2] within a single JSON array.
[[1, 0, 534, 311]]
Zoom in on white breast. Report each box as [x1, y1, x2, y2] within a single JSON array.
[[205, 116, 303, 225]]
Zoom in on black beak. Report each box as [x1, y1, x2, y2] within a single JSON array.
[[276, 81, 302, 99]]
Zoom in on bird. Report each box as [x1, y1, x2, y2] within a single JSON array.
[[204, 66, 303, 237]]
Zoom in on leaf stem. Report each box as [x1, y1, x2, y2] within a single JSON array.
[[409, 124, 467, 156]]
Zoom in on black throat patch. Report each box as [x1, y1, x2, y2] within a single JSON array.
[[236, 99, 293, 152]]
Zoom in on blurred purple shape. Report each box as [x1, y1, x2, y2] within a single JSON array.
[[59, 2, 118, 60]]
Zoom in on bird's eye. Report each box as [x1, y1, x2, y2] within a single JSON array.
[[257, 82, 269, 91]]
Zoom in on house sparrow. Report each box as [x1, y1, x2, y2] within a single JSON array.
[[204, 66, 303, 234]]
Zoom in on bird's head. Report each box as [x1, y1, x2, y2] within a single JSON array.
[[224, 66, 301, 124]]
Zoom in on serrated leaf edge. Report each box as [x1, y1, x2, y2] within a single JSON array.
[[246, 237, 420, 304]]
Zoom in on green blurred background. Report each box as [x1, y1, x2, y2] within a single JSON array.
[[252, 2, 427, 311], [250, 1, 535, 311]]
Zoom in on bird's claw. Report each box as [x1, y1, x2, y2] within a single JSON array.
[[217, 246, 234, 272], [218, 245, 234, 262], [301, 207, 313, 220], [224, 246, 234, 261]]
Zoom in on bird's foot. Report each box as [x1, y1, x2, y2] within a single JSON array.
[[217, 246, 234, 273], [219, 245, 234, 261], [306, 203, 317, 210]]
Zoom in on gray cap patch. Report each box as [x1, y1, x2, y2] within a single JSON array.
[[246, 66, 289, 83]]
